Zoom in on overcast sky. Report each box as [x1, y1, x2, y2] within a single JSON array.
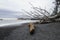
[[0, 0, 55, 18]]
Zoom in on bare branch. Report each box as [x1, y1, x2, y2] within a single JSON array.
[[30, 11, 38, 17], [22, 9, 33, 18], [32, 7, 49, 19], [22, 9, 38, 18], [33, 11, 42, 17]]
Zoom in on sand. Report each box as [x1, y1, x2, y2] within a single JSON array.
[[0, 22, 60, 40]]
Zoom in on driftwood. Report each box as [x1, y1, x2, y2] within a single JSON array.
[[22, 1, 60, 34], [28, 23, 35, 34], [22, 7, 60, 34]]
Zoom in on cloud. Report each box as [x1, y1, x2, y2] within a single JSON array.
[[0, 0, 55, 11], [0, 0, 56, 18], [0, 9, 21, 18], [0, 9, 31, 18]]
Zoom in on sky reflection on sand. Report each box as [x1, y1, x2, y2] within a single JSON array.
[[0, 20, 39, 27]]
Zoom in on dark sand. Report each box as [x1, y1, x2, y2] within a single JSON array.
[[0, 23, 60, 40]]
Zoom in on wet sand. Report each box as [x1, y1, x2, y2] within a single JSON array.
[[0, 23, 60, 40]]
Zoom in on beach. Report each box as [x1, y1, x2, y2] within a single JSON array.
[[0, 20, 60, 40]]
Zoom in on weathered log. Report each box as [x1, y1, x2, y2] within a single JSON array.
[[28, 23, 35, 34]]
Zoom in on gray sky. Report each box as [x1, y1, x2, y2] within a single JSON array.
[[0, 0, 55, 18]]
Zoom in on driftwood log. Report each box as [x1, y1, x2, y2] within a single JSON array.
[[28, 23, 35, 34]]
